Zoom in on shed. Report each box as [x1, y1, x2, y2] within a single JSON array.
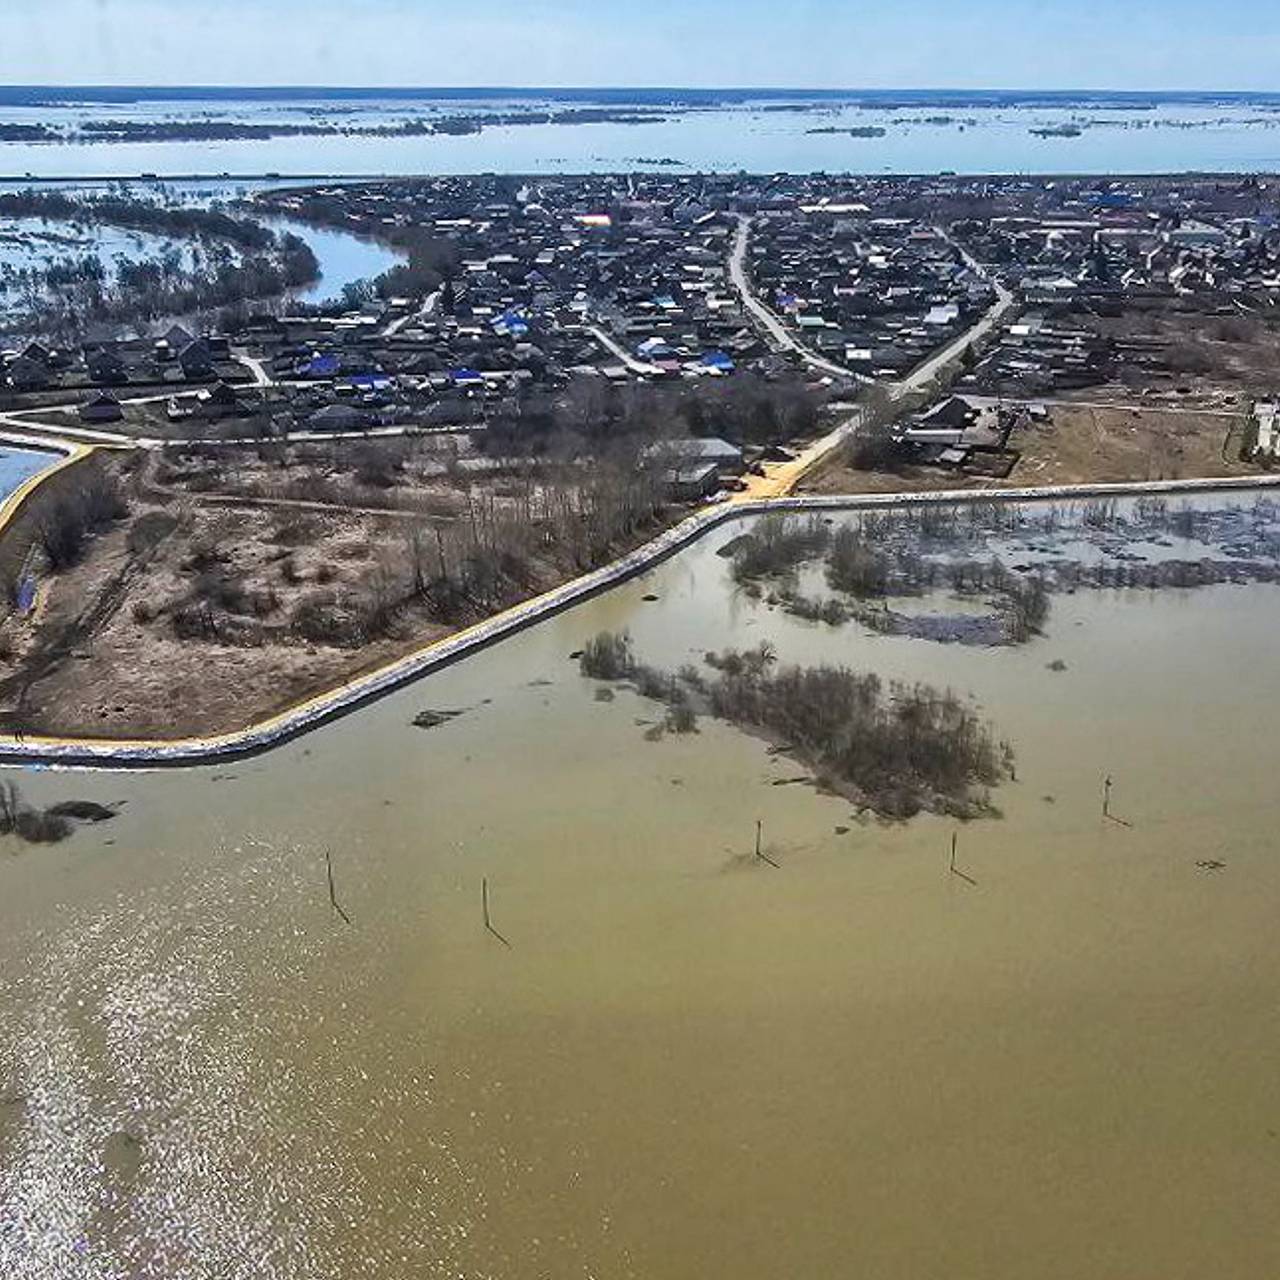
[[664, 461, 720, 501], [6, 355, 49, 391]]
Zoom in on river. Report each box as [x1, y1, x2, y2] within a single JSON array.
[[258, 213, 403, 306], [2, 498, 1278, 1279]]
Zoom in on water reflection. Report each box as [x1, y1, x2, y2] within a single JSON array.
[[3, 499, 1280, 1278]]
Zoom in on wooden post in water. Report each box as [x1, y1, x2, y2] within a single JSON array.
[[325, 850, 351, 926], [948, 831, 976, 887], [483, 876, 511, 947], [1101, 774, 1132, 828], [755, 819, 780, 869]]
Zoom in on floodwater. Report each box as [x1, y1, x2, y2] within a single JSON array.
[[0, 223, 206, 282], [2, 500, 1280, 1278], [0, 445, 62, 500], [6, 95, 1280, 177], [0, 178, 406, 311], [263, 216, 404, 306]]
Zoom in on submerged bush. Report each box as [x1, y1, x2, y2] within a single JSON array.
[[826, 526, 891, 598], [702, 654, 1010, 819], [2, 798, 115, 840], [1002, 575, 1050, 643], [579, 630, 635, 680], [729, 515, 831, 584]]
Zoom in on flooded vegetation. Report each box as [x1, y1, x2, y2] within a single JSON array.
[[3, 493, 1280, 1279], [0, 782, 114, 846], [581, 630, 1013, 818], [0, 190, 319, 334], [728, 496, 1280, 646]]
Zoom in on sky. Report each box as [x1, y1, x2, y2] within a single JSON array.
[[4, 0, 1280, 92]]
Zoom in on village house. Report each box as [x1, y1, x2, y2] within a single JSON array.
[[79, 390, 124, 423]]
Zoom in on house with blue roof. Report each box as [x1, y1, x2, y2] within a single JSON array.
[[492, 310, 530, 338], [300, 352, 341, 379], [699, 350, 735, 374]]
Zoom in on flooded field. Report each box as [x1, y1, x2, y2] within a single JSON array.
[[0, 179, 406, 313], [3, 496, 1280, 1279], [7, 92, 1280, 177]]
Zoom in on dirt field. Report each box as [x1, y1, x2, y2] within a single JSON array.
[[0, 498, 453, 739], [801, 403, 1260, 496], [0, 446, 671, 740]]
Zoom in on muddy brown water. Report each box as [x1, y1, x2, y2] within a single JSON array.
[[3, 502, 1280, 1279]]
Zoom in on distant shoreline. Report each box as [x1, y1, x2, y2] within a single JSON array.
[[0, 168, 1270, 186], [4, 85, 1280, 108]]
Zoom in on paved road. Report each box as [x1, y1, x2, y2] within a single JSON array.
[[382, 289, 441, 337], [0, 407, 478, 452], [897, 278, 1015, 395], [0, 412, 133, 449], [235, 353, 273, 387], [728, 216, 863, 381], [736, 228, 1018, 498]]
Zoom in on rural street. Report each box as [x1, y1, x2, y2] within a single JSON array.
[[729, 215, 864, 381], [731, 217, 1018, 496], [587, 325, 663, 375]]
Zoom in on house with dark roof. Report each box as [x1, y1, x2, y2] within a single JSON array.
[[6, 355, 49, 391], [85, 346, 128, 385], [79, 390, 124, 423], [179, 338, 215, 380], [195, 381, 245, 419], [308, 403, 369, 432], [20, 340, 53, 366]]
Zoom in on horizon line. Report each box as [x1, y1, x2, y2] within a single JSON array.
[[2, 83, 1279, 96]]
